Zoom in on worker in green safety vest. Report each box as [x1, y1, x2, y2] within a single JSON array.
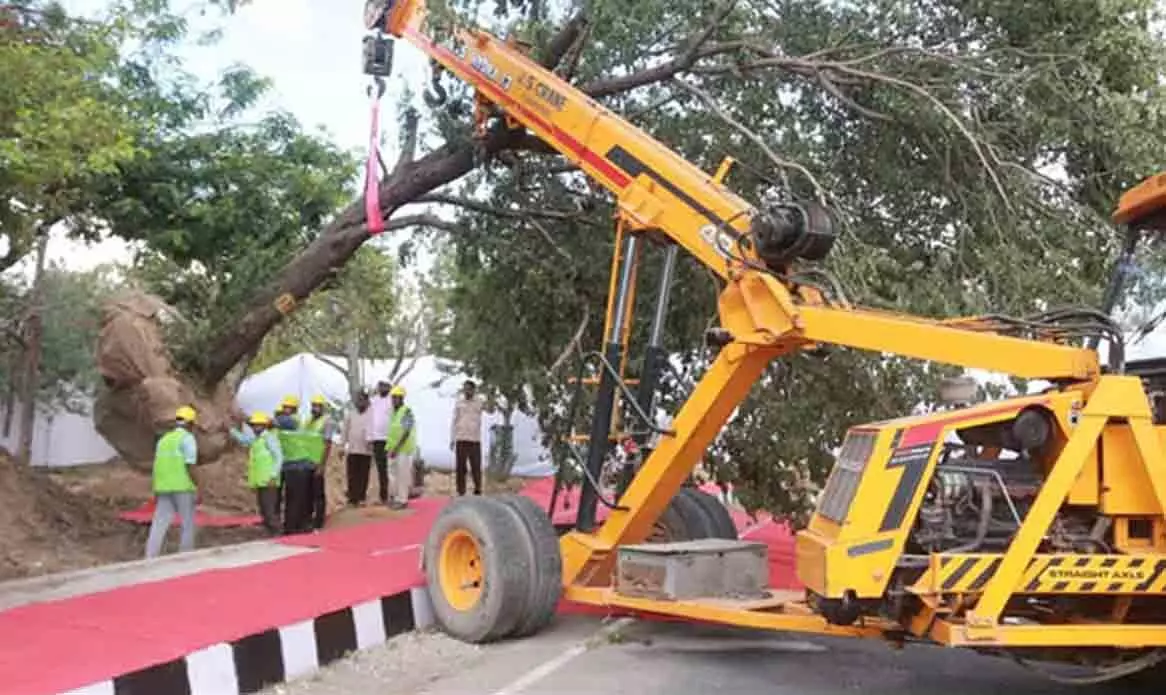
[[274, 396, 316, 535], [386, 385, 417, 510], [246, 411, 284, 534], [145, 405, 200, 559], [271, 395, 299, 518], [303, 395, 338, 529]]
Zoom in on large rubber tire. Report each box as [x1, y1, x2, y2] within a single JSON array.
[[647, 502, 691, 542], [679, 487, 737, 540], [667, 488, 716, 540], [494, 493, 563, 639], [422, 496, 533, 643]]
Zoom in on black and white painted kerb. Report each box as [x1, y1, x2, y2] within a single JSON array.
[[59, 587, 434, 695]]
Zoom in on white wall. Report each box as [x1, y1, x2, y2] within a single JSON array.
[[0, 404, 117, 468]]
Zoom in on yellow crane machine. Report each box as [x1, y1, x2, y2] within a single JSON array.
[[364, 0, 1166, 683]]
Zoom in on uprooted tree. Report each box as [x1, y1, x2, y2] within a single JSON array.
[[78, 0, 1166, 519]]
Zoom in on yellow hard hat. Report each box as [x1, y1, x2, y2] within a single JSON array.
[[390, 385, 405, 397], [175, 405, 196, 422], [280, 395, 300, 408], [310, 395, 327, 406], [248, 411, 272, 426]]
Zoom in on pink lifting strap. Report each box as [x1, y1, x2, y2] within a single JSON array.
[[364, 81, 386, 235]]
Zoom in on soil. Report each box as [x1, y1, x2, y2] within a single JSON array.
[[0, 451, 266, 582], [0, 446, 533, 583]]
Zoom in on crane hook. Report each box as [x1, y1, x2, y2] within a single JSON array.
[[423, 58, 448, 107], [367, 75, 387, 100]]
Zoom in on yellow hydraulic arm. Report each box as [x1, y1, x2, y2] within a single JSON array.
[[365, 0, 1103, 583]]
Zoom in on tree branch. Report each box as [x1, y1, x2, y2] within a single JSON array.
[[555, 16, 591, 80], [679, 43, 1014, 208], [824, 62, 1013, 210], [673, 77, 828, 202], [813, 70, 893, 122], [526, 217, 575, 263], [539, 13, 590, 70], [202, 11, 595, 388], [391, 107, 421, 177], [313, 352, 350, 379], [385, 213, 462, 235], [547, 305, 590, 376], [411, 193, 590, 223], [580, 3, 740, 98]]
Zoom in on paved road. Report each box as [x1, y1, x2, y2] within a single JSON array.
[[265, 615, 1164, 695]]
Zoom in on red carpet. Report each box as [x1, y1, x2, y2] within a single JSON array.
[[2, 480, 797, 695], [280, 497, 447, 554], [0, 551, 421, 695], [117, 498, 262, 528]]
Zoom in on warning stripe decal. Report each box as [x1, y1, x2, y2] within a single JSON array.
[[916, 554, 1166, 594]]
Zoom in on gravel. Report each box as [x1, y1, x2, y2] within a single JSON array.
[[259, 627, 486, 695]]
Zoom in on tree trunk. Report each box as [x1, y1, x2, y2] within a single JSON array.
[[3, 353, 17, 438], [199, 130, 517, 388], [346, 334, 362, 396], [197, 15, 588, 389], [16, 232, 48, 465]]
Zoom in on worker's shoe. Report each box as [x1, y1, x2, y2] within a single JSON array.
[[388, 500, 408, 511]]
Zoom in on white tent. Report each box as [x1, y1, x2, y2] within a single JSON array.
[[234, 353, 554, 477]]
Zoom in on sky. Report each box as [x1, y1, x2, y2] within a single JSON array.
[[15, 0, 1166, 365], [18, 0, 432, 275]]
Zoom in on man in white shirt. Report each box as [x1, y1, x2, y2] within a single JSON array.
[[343, 390, 373, 505], [366, 379, 393, 504], [450, 380, 484, 496]]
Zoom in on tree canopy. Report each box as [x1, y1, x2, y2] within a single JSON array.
[[0, 0, 367, 463], [2, 0, 362, 378], [0, 1, 144, 267], [0, 262, 122, 415]]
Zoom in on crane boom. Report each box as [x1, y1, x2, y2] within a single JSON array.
[[368, 0, 1101, 384], [387, 1, 753, 280]]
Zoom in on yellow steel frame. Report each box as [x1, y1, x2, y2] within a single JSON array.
[[374, 0, 1166, 649]]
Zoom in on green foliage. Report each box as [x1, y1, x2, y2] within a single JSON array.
[[250, 246, 402, 375], [1, 0, 359, 385], [0, 264, 124, 413], [93, 61, 359, 378], [487, 422, 517, 480], [422, 0, 1166, 519], [0, 1, 156, 267]]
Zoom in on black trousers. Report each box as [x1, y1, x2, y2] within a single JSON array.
[[282, 465, 314, 534], [346, 453, 372, 504], [255, 486, 280, 535], [370, 440, 389, 503], [311, 469, 326, 529], [274, 472, 285, 515], [455, 440, 482, 496]]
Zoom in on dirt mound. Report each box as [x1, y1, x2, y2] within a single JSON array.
[[0, 452, 138, 580], [92, 290, 234, 472], [0, 450, 270, 582]]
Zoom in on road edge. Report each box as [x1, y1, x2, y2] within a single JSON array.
[[60, 587, 436, 695]]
